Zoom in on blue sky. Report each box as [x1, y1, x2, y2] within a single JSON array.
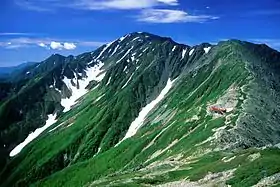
[[0, 0, 280, 67]]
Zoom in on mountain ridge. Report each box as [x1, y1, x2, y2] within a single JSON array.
[[1, 32, 280, 187]]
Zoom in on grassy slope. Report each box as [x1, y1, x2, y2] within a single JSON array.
[[2, 41, 280, 187]]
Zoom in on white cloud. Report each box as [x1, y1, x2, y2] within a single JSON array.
[[38, 42, 49, 49], [0, 37, 105, 50], [38, 43, 46, 47], [50, 41, 76, 50], [50, 41, 64, 50], [15, 0, 179, 10], [0, 32, 34, 36], [138, 9, 219, 23], [63, 42, 77, 50], [157, 0, 178, 5]]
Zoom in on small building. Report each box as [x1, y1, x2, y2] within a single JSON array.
[[209, 106, 227, 114]]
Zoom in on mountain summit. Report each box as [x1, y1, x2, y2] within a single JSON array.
[[1, 32, 280, 187]]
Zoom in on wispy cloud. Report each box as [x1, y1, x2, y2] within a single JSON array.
[[78, 0, 179, 9], [137, 9, 219, 23], [0, 32, 35, 36], [0, 37, 106, 50], [14, 0, 219, 24], [15, 0, 179, 11], [14, 0, 55, 11]]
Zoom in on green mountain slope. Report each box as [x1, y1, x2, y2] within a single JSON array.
[[1, 33, 280, 187]]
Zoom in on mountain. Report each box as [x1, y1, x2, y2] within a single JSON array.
[[1, 32, 280, 187], [0, 62, 38, 80]]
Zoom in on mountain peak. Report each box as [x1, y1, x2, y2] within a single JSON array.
[[2, 33, 280, 187]]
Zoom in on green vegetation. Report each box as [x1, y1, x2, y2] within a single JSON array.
[[1, 33, 280, 187]]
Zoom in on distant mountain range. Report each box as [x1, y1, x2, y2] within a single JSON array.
[[1, 32, 280, 187], [0, 62, 38, 80]]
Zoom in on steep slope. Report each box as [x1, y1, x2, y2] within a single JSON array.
[[1, 33, 280, 187], [0, 32, 194, 172]]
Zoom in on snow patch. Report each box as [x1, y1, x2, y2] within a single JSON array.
[[26, 71, 30, 75], [123, 66, 128, 72], [61, 62, 105, 112], [121, 72, 134, 89], [95, 41, 114, 59], [189, 48, 195, 56], [119, 35, 128, 42], [117, 78, 176, 146], [131, 55, 135, 61], [132, 37, 140, 42], [110, 45, 119, 57], [204, 46, 211, 54], [106, 77, 111, 86], [143, 47, 149, 53], [10, 114, 57, 157], [172, 46, 176, 52], [97, 147, 101, 154], [95, 94, 105, 102], [66, 123, 74, 128], [182, 48, 187, 59], [116, 47, 133, 64]]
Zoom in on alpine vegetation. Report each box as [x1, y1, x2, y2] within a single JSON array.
[[1, 32, 280, 187]]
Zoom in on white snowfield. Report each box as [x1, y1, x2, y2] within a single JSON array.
[[116, 78, 176, 146], [182, 48, 187, 59], [61, 62, 105, 112], [204, 47, 211, 54], [189, 48, 195, 56], [9, 114, 57, 157], [10, 61, 106, 157]]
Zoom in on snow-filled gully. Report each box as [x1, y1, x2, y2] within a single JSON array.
[[9, 114, 57, 157], [10, 62, 106, 157], [61, 62, 105, 112], [116, 78, 176, 146]]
